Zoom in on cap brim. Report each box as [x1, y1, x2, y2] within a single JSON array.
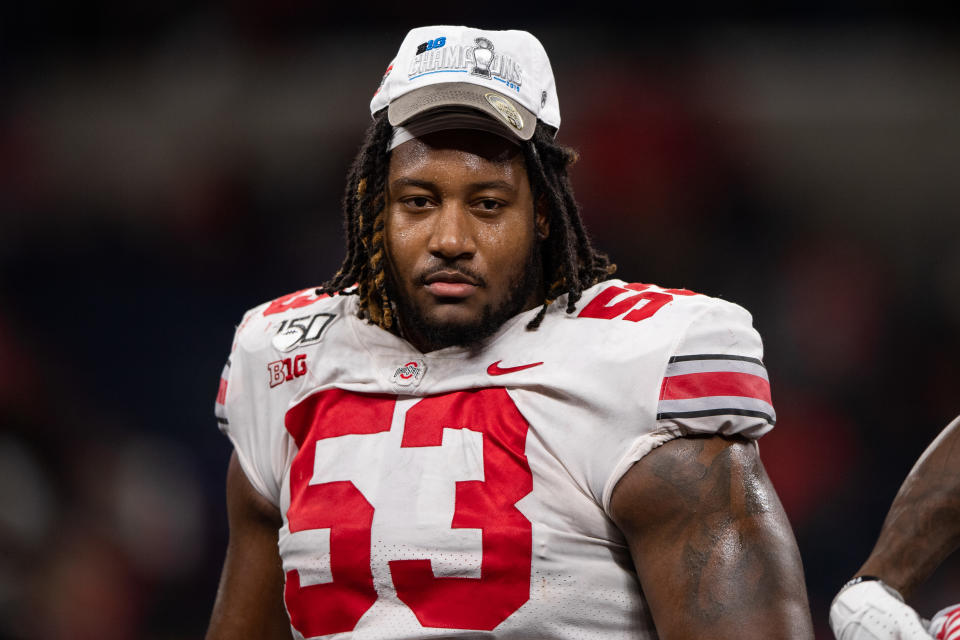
[[387, 82, 537, 141]]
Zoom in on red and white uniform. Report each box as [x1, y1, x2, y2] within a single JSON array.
[[931, 604, 960, 640], [215, 279, 776, 639]]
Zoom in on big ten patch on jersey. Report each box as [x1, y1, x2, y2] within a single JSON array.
[[267, 354, 308, 388], [279, 387, 533, 637]]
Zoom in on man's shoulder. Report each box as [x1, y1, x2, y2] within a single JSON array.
[[230, 287, 356, 356], [568, 278, 743, 327], [542, 279, 761, 365], [254, 287, 352, 318]]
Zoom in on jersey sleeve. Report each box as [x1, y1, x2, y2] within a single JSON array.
[[213, 308, 286, 506], [654, 298, 775, 438], [601, 297, 775, 512]]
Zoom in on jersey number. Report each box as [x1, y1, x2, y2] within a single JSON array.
[[578, 282, 696, 322], [283, 388, 533, 636]]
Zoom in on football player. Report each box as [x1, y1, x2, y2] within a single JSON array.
[[207, 26, 814, 639], [831, 416, 960, 639]]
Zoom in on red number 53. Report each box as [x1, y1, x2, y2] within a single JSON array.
[[283, 388, 533, 637]]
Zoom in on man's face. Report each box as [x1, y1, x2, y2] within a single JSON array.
[[383, 129, 548, 353]]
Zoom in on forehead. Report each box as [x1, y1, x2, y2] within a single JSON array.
[[388, 130, 527, 182]]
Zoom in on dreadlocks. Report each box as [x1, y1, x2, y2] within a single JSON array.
[[519, 121, 617, 328], [317, 110, 615, 333]]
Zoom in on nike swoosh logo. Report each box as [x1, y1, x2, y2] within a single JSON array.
[[487, 360, 544, 376]]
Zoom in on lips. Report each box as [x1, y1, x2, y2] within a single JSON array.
[[422, 269, 480, 299]]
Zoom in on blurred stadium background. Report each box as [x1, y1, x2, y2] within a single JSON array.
[[1, 3, 958, 638]]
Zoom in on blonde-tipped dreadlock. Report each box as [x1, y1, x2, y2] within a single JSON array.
[[317, 110, 615, 332], [318, 112, 397, 328]]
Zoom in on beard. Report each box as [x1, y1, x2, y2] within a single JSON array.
[[390, 241, 543, 352]]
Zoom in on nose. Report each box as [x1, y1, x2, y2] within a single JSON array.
[[427, 203, 476, 260]]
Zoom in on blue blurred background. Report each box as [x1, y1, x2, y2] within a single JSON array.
[[1, 3, 958, 638]]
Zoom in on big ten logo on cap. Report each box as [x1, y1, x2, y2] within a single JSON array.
[[416, 37, 446, 55], [391, 359, 426, 387]]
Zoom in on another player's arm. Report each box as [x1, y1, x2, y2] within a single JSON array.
[[206, 451, 292, 640], [855, 415, 960, 599], [610, 434, 814, 639]]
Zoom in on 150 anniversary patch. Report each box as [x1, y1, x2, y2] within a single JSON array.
[[272, 313, 336, 352]]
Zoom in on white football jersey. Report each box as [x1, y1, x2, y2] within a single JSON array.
[[215, 279, 775, 639]]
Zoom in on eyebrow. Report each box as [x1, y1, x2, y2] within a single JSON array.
[[389, 177, 517, 193]]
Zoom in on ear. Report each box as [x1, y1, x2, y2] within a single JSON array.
[[535, 195, 550, 240]]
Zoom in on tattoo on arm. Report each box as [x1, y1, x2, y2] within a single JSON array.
[[670, 444, 774, 621], [613, 436, 812, 638]]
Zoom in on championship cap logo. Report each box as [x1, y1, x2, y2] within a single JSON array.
[[369, 26, 561, 144], [470, 37, 495, 78]]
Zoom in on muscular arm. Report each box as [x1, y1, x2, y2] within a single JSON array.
[[206, 451, 292, 640], [610, 434, 813, 639], [856, 415, 960, 599]]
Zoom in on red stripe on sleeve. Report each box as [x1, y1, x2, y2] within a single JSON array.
[[216, 378, 228, 405], [659, 371, 772, 404], [941, 607, 960, 640]]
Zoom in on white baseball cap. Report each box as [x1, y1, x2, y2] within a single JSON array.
[[370, 25, 561, 144]]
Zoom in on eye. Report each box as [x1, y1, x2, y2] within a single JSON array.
[[403, 196, 432, 209], [475, 198, 502, 212]]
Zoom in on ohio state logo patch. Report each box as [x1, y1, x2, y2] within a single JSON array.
[[391, 359, 426, 387]]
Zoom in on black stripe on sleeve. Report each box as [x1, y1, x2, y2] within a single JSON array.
[[668, 354, 765, 366], [656, 408, 775, 425]]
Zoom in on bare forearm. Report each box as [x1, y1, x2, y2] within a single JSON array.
[[858, 416, 960, 598]]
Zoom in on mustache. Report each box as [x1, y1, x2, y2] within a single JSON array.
[[417, 263, 487, 288]]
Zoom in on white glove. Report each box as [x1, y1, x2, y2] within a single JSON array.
[[928, 603, 960, 640], [830, 578, 934, 640]]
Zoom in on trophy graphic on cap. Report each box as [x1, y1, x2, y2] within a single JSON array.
[[471, 38, 494, 78]]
